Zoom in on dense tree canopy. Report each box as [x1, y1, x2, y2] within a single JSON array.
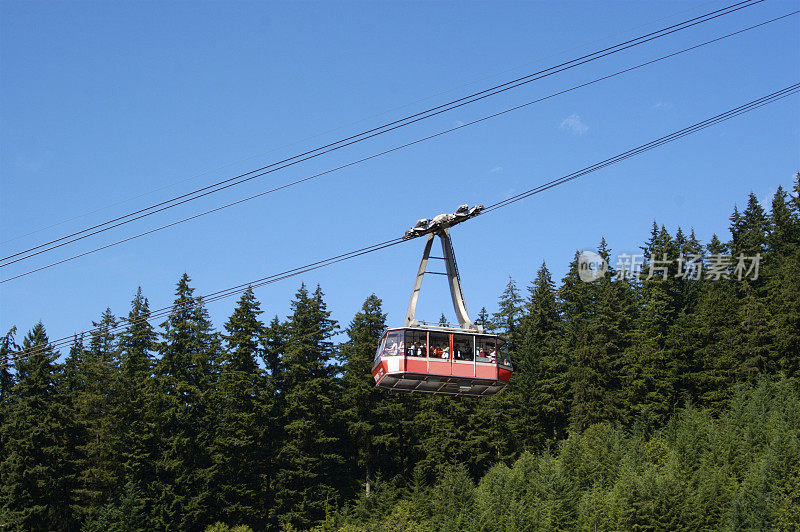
[[0, 176, 798, 530]]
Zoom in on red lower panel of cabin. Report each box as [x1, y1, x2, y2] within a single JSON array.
[[372, 356, 510, 397]]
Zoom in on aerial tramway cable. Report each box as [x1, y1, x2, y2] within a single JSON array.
[[0, 0, 732, 248], [0, 0, 766, 268], [12, 82, 799, 360], [2, 8, 796, 283]]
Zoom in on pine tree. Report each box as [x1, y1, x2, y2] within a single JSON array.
[[707, 233, 727, 255], [115, 288, 158, 525], [0, 327, 17, 405], [765, 184, 800, 378], [151, 274, 222, 530], [624, 225, 680, 425], [562, 241, 631, 430], [492, 276, 523, 349], [689, 207, 746, 411], [767, 186, 799, 255], [259, 314, 287, 526], [272, 283, 343, 529], [62, 334, 86, 395], [0, 323, 77, 530], [72, 308, 123, 525], [0, 327, 17, 464], [689, 278, 740, 411], [731, 192, 769, 259], [262, 316, 287, 393], [339, 294, 388, 498], [517, 262, 568, 441], [475, 306, 491, 330], [213, 287, 267, 528]]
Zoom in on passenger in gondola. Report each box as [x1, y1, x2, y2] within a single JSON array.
[[489, 348, 497, 363], [408, 342, 418, 357], [442, 345, 450, 359], [420, 343, 427, 357]]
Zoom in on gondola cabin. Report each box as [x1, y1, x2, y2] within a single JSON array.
[[371, 326, 512, 396], [376, 204, 513, 397]]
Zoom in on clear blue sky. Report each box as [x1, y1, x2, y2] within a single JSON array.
[[1, 0, 798, 346]]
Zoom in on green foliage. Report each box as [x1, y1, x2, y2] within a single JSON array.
[[205, 521, 253, 532], [1, 179, 798, 530], [205, 522, 255, 532], [151, 274, 223, 530], [272, 283, 344, 529], [212, 286, 269, 528], [332, 379, 800, 531], [0, 323, 77, 531]]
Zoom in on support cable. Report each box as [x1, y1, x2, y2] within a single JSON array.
[[2, 9, 794, 283], [11, 82, 798, 360], [0, 0, 765, 266]]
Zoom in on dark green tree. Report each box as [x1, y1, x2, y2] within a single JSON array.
[[475, 306, 491, 330], [730, 192, 769, 259], [492, 276, 523, 349], [272, 283, 343, 529], [72, 308, 122, 525], [151, 274, 222, 530], [624, 225, 680, 425], [261, 316, 287, 392], [765, 183, 800, 378], [0, 327, 17, 405], [563, 240, 632, 430], [339, 294, 389, 498], [114, 288, 158, 525], [213, 287, 267, 528], [0, 323, 77, 530], [517, 262, 568, 442]]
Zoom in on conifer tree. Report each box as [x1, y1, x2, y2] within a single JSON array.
[[213, 287, 267, 528], [73, 309, 122, 525], [731, 192, 769, 259], [0, 323, 77, 530], [562, 241, 631, 430], [114, 288, 158, 525], [62, 334, 86, 395], [0, 328, 17, 464], [765, 184, 800, 378], [259, 314, 287, 521], [339, 294, 389, 498], [689, 215, 743, 411], [624, 225, 680, 425], [674, 227, 704, 311], [517, 262, 568, 441], [272, 283, 343, 529], [475, 306, 491, 330], [492, 276, 523, 349], [151, 274, 222, 530], [0, 327, 17, 404], [262, 316, 287, 393], [707, 233, 727, 255], [735, 283, 777, 380]]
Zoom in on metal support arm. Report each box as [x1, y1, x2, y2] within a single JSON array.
[[404, 228, 479, 331]]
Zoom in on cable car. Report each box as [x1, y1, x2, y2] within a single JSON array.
[[372, 205, 512, 396]]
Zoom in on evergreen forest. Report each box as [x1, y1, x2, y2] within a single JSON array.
[[1, 176, 799, 531]]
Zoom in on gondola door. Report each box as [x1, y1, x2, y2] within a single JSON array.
[[427, 330, 451, 377]]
